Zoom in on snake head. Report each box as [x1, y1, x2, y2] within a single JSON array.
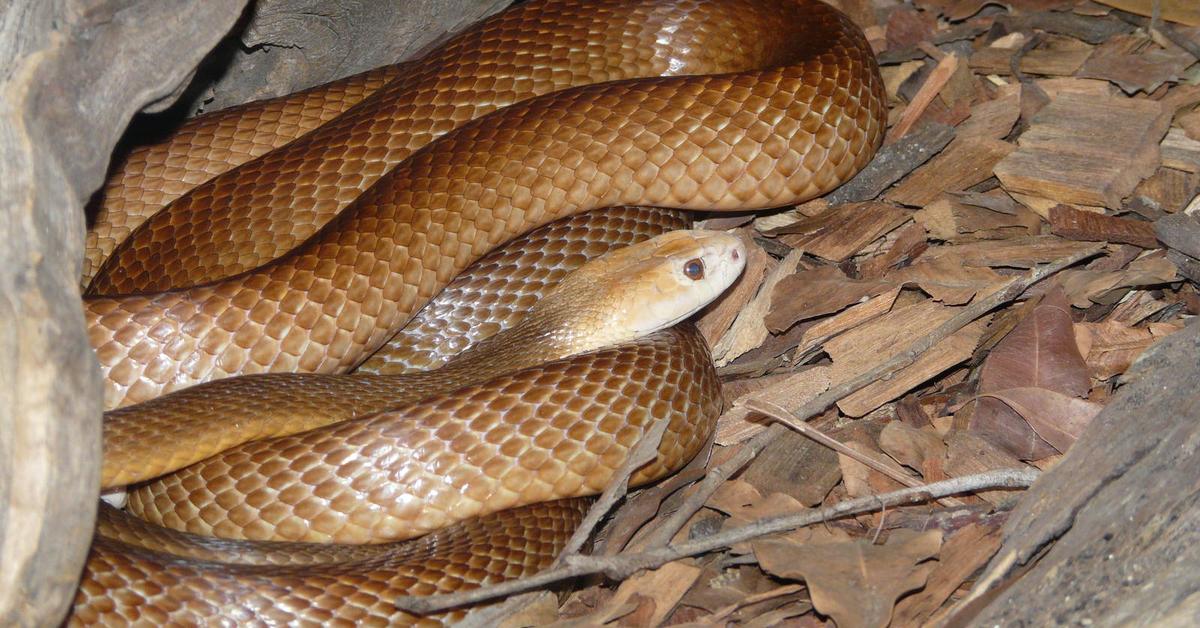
[[541, 229, 746, 347]]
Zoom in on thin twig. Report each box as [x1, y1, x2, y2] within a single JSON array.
[[744, 398, 965, 507], [458, 420, 672, 627], [636, 244, 1102, 551], [556, 418, 670, 561], [395, 469, 1040, 614]]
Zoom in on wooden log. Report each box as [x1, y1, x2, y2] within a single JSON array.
[[956, 320, 1200, 625], [0, 2, 248, 625], [179, 0, 511, 116]]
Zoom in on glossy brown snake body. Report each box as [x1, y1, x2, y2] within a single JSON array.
[[74, 0, 886, 623]]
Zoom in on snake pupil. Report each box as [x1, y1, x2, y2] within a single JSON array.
[[684, 258, 705, 281]]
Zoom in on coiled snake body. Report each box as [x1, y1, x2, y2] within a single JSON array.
[[74, 0, 885, 623]]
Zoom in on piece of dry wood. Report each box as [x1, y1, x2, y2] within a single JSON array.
[[914, 197, 1040, 241], [716, 368, 832, 445], [994, 92, 1173, 208], [1093, 0, 1200, 27], [1077, 32, 1197, 94], [943, 432, 1030, 506], [772, 201, 911, 262], [955, 83, 1022, 140], [0, 2, 250, 625], [710, 250, 800, 366], [697, 232, 770, 346], [1130, 167, 1199, 213], [888, 53, 960, 142], [968, 35, 1093, 77], [764, 265, 894, 332], [738, 421, 845, 507], [888, 137, 1016, 207], [920, 236, 1107, 268], [825, 123, 957, 205], [1049, 204, 1160, 248], [889, 256, 1007, 305], [827, 301, 991, 417], [1161, 128, 1200, 173], [180, 0, 510, 116]]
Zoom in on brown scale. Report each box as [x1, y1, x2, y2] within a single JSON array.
[[86, 0, 887, 409], [84, 64, 405, 285]]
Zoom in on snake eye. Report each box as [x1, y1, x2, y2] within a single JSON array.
[[683, 258, 705, 281]]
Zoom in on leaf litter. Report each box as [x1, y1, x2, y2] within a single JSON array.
[[408, 0, 1200, 623]]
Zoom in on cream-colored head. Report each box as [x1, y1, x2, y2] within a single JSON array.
[[532, 229, 747, 349]]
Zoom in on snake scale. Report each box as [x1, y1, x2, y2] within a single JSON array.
[[73, 0, 885, 623]]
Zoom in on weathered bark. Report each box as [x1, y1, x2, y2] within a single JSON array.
[[0, 1, 247, 624], [959, 319, 1200, 626], [1, 1, 514, 623], [179, 0, 510, 116]]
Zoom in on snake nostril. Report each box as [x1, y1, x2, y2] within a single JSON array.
[[731, 249, 740, 262]]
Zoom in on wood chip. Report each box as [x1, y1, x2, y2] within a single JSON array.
[[1161, 128, 1200, 174], [716, 367, 832, 445], [697, 232, 771, 345], [710, 249, 800, 366], [968, 35, 1093, 77], [1048, 204, 1160, 248], [825, 299, 990, 417], [955, 83, 1022, 140], [1092, 0, 1200, 27], [764, 266, 894, 332], [825, 123, 957, 205], [772, 202, 911, 262], [888, 137, 1016, 207], [993, 92, 1172, 208], [1077, 33, 1197, 94]]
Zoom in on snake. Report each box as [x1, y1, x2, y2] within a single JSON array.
[[72, 0, 886, 622], [77, 231, 736, 624]]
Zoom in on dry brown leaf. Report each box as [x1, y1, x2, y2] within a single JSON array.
[[753, 529, 943, 628], [1057, 254, 1179, 308], [978, 387, 1101, 453], [586, 562, 701, 628], [837, 440, 877, 499], [971, 288, 1090, 459], [889, 256, 1006, 305], [708, 480, 809, 525], [879, 421, 947, 478], [891, 523, 1003, 625]]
